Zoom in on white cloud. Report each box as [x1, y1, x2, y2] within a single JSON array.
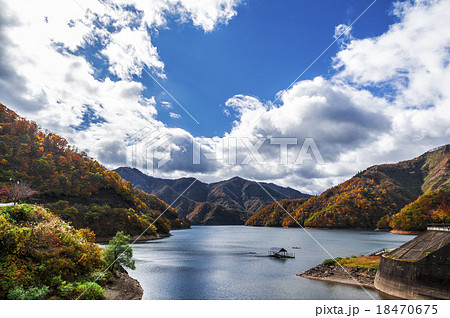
[[330, 0, 450, 165], [101, 26, 165, 80], [169, 112, 181, 118], [200, 0, 450, 193], [161, 101, 173, 109], [175, 0, 240, 32], [104, 0, 240, 32], [334, 24, 353, 45], [1, 0, 449, 195], [218, 77, 392, 193], [0, 0, 241, 168], [334, 0, 450, 109]]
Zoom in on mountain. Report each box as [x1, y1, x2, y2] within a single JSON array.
[[0, 104, 189, 239], [246, 145, 450, 230], [114, 167, 311, 224]]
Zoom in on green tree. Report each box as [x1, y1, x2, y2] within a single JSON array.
[[103, 231, 136, 272]]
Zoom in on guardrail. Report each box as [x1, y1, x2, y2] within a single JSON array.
[[427, 224, 450, 231]]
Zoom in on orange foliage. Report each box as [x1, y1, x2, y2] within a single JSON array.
[[0, 104, 189, 237]]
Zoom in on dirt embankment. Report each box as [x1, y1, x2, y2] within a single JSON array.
[[104, 267, 143, 300], [297, 264, 377, 288]]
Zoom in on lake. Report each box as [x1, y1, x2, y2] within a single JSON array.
[[128, 226, 415, 300]]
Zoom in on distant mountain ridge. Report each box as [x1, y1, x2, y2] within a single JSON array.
[[246, 145, 450, 230], [114, 167, 311, 225]]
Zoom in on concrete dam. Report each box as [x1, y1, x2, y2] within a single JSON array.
[[374, 225, 450, 299]]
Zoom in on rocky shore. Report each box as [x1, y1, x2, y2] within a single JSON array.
[[104, 267, 143, 300], [297, 264, 377, 288]]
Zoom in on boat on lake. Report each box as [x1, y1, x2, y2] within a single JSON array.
[[268, 247, 295, 258]]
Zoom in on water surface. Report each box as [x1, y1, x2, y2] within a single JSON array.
[[128, 226, 415, 300]]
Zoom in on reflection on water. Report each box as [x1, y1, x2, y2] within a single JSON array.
[[128, 226, 415, 300]]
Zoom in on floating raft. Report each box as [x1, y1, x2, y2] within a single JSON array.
[[268, 247, 295, 258]]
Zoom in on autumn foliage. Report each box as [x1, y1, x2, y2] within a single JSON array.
[[0, 181, 37, 204], [0, 104, 189, 238], [0, 204, 105, 299], [247, 145, 450, 230], [390, 188, 450, 231]]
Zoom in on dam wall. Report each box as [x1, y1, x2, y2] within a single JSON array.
[[374, 230, 450, 299]]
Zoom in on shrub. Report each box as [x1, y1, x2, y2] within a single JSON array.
[[90, 271, 106, 284], [1, 204, 36, 223], [322, 259, 336, 265], [75, 282, 104, 300], [0, 204, 105, 299], [7, 285, 50, 300], [58, 282, 75, 298]]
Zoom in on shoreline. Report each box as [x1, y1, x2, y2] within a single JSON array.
[[98, 232, 173, 299], [298, 274, 376, 289], [245, 224, 422, 235], [297, 263, 377, 288], [104, 267, 144, 300], [95, 232, 172, 243], [389, 229, 422, 235]]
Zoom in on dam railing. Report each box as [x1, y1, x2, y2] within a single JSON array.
[[427, 223, 450, 231]]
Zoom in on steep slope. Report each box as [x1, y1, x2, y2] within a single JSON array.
[[114, 167, 311, 224], [389, 188, 450, 231], [0, 104, 189, 239], [246, 145, 450, 230]]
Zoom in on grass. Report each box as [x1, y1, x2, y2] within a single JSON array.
[[322, 256, 380, 269]]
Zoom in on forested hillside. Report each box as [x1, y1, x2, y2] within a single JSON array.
[[0, 104, 189, 238], [388, 188, 449, 231], [186, 202, 252, 225], [246, 146, 450, 230]]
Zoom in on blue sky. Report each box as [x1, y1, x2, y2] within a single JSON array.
[[1, 0, 449, 192], [149, 0, 398, 136]]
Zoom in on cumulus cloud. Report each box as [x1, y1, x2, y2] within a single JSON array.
[[0, 5, 44, 112], [331, 0, 450, 166], [101, 26, 165, 80], [169, 112, 181, 119], [215, 78, 392, 193], [1, 0, 449, 195], [334, 24, 353, 45], [334, 0, 450, 108], [198, 0, 450, 193], [0, 0, 242, 171], [108, 0, 241, 32], [227, 78, 390, 150]]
